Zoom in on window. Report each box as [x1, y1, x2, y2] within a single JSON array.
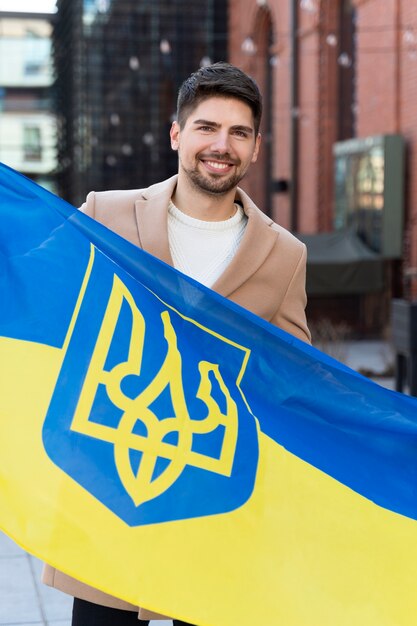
[[24, 62, 46, 76], [23, 125, 42, 161]]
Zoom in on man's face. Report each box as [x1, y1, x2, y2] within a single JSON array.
[[170, 96, 261, 196]]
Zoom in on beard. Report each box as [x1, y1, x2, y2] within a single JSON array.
[[179, 154, 247, 195]]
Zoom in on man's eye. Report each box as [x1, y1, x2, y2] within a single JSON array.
[[198, 126, 214, 132]]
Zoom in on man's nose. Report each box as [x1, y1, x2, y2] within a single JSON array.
[[210, 131, 231, 154]]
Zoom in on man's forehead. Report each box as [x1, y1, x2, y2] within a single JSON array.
[[187, 96, 255, 128]]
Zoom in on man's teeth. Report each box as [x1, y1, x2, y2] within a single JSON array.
[[206, 161, 230, 170]]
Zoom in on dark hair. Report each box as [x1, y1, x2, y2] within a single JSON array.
[[177, 62, 262, 134]]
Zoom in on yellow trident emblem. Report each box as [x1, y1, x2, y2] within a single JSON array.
[[70, 274, 240, 507]]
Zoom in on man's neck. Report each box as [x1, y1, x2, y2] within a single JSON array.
[[172, 173, 238, 222]]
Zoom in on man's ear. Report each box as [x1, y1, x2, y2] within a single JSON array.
[[251, 133, 262, 163], [170, 121, 180, 151]]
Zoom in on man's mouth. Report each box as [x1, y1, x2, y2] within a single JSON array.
[[205, 160, 231, 170], [200, 157, 237, 174]]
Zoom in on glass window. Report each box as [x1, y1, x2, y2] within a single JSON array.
[[23, 125, 42, 161]]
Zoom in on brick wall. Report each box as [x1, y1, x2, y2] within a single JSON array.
[[229, 0, 416, 306], [354, 0, 399, 136], [229, 0, 337, 233], [229, 0, 293, 228]]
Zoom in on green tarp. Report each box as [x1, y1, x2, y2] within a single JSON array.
[[296, 230, 384, 295]]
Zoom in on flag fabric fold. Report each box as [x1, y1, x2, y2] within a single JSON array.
[[1, 161, 417, 626]]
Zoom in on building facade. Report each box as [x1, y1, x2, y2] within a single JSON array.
[[229, 0, 417, 334], [0, 11, 57, 192], [229, 0, 356, 233]]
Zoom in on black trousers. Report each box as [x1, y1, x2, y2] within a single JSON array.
[[72, 598, 197, 626]]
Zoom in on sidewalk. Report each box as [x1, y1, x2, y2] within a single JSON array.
[[0, 531, 72, 625], [334, 338, 395, 390], [0, 340, 398, 625]]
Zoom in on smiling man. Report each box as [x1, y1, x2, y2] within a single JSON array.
[[42, 62, 310, 626], [171, 97, 260, 211]]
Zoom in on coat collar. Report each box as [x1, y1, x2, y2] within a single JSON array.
[[134, 176, 177, 266], [134, 175, 280, 298]]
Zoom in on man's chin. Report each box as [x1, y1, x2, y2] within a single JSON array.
[[188, 171, 242, 195]]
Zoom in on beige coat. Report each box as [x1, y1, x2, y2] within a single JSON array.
[[42, 175, 310, 620]]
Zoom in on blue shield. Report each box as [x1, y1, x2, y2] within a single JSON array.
[[43, 246, 259, 526]]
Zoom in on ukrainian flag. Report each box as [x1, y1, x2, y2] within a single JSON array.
[[1, 162, 417, 626]]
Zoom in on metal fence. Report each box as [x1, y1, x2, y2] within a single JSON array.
[[54, 0, 228, 205]]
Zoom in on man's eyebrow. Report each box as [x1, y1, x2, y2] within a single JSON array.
[[192, 118, 221, 128], [192, 119, 254, 134]]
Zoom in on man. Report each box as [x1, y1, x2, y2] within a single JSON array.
[[43, 62, 310, 625]]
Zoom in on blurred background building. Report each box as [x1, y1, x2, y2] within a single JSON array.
[[229, 0, 408, 337], [2, 0, 417, 344], [0, 10, 57, 192], [53, 0, 227, 205]]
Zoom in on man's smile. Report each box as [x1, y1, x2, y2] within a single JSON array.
[[199, 155, 239, 175], [205, 161, 230, 170]]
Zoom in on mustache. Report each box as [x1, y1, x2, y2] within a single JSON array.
[[198, 152, 240, 165]]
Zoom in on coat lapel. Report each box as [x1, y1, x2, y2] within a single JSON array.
[[211, 189, 280, 298], [134, 177, 280, 297], [134, 176, 177, 266]]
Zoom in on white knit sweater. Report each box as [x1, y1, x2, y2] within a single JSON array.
[[167, 201, 248, 287]]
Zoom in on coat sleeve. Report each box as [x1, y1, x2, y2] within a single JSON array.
[[271, 243, 311, 344]]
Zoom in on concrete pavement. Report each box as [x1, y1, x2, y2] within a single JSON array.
[[0, 340, 398, 625], [0, 531, 72, 626]]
